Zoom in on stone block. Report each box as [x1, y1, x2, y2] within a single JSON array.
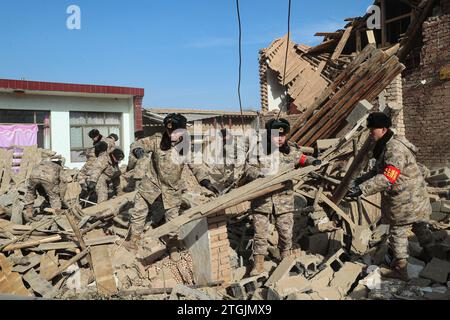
[[420, 258, 450, 284], [267, 275, 311, 300], [329, 262, 364, 294]]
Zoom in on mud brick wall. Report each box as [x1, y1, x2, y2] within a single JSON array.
[[207, 211, 232, 286], [403, 4, 450, 168]]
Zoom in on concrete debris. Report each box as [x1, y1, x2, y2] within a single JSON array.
[[267, 275, 311, 300], [169, 284, 211, 300], [420, 258, 450, 284], [228, 273, 268, 300], [407, 257, 425, 279], [329, 262, 364, 294]]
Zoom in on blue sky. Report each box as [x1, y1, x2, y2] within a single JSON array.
[[0, 0, 373, 111]]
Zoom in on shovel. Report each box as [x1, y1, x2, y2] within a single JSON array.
[[320, 194, 371, 255]]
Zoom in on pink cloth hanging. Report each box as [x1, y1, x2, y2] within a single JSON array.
[[0, 124, 38, 148]]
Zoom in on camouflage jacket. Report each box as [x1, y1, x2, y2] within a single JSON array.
[[203, 136, 247, 189], [29, 161, 62, 184], [132, 134, 209, 192], [126, 140, 140, 172], [85, 136, 116, 160], [244, 142, 315, 215], [87, 153, 121, 183], [359, 135, 431, 225]]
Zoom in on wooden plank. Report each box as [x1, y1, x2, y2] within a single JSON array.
[[2, 235, 62, 252], [300, 55, 400, 145], [288, 45, 377, 141], [86, 230, 117, 296], [0, 270, 32, 297], [12, 254, 41, 273], [34, 235, 118, 251], [23, 268, 57, 298], [314, 32, 343, 38], [0, 253, 13, 275], [146, 164, 325, 239], [398, 0, 437, 61], [39, 251, 59, 280], [82, 191, 136, 217], [331, 25, 354, 62], [45, 248, 89, 281], [294, 50, 386, 144], [307, 39, 338, 54], [385, 12, 412, 24]]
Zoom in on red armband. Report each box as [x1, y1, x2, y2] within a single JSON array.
[[298, 154, 307, 167], [383, 165, 401, 184]]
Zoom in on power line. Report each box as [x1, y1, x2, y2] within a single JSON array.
[[236, 0, 245, 131], [277, 0, 292, 120]]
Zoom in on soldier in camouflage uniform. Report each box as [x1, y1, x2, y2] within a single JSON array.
[[245, 119, 321, 276], [24, 153, 66, 221], [349, 112, 435, 281], [77, 129, 117, 187], [124, 113, 220, 261], [85, 146, 124, 203], [124, 130, 151, 191], [204, 128, 247, 193]]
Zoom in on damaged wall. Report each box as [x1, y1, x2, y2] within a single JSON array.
[[403, 1, 450, 168]]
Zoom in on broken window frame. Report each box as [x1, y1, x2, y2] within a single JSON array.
[[69, 111, 122, 163]]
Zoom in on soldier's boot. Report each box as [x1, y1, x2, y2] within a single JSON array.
[[123, 234, 141, 251], [167, 239, 181, 262], [23, 207, 34, 223], [250, 255, 265, 276], [380, 259, 409, 281]]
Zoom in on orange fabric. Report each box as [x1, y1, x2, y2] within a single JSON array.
[[384, 165, 401, 184]]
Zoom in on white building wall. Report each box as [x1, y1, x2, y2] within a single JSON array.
[[0, 92, 135, 169], [266, 70, 285, 112]]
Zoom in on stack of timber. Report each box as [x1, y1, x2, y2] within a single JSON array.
[[288, 44, 405, 146]]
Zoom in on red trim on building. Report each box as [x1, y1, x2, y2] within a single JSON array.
[[0, 79, 144, 96], [0, 78, 145, 131]]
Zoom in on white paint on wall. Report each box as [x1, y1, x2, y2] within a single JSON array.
[[267, 69, 285, 112], [0, 92, 135, 169]]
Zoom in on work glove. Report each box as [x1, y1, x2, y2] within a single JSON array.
[[86, 181, 97, 192], [199, 179, 221, 196], [349, 177, 363, 190], [346, 185, 363, 198], [133, 148, 145, 159]]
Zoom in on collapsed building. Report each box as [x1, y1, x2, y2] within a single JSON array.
[[0, 0, 449, 300]]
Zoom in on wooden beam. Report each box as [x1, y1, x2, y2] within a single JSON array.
[[2, 235, 62, 252], [331, 25, 354, 62], [314, 32, 343, 38], [398, 0, 437, 62], [45, 248, 90, 281], [385, 12, 412, 24], [145, 164, 326, 239]]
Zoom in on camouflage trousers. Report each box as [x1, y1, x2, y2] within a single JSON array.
[[96, 174, 120, 203], [25, 178, 61, 210], [77, 157, 96, 186], [129, 187, 180, 237], [252, 212, 294, 256], [389, 221, 434, 260]]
